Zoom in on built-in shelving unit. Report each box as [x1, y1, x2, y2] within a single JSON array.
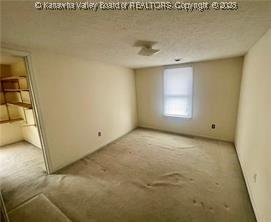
[[3, 89, 29, 92], [0, 118, 24, 124], [7, 102, 32, 109], [0, 75, 32, 124], [1, 76, 26, 81]]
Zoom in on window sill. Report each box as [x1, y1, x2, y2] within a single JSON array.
[[163, 114, 192, 119]]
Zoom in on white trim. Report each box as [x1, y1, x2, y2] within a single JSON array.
[[163, 114, 192, 119], [1, 48, 53, 174], [164, 63, 193, 70]]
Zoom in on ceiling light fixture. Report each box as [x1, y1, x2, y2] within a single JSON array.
[[134, 40, 160, 56]]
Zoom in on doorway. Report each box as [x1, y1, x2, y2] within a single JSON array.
[[0, 49, 50, 208]]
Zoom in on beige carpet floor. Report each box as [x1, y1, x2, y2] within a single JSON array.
[[8, 193, 71, 222], [0, 141, 46, 200], [1, 129, 256, 222]]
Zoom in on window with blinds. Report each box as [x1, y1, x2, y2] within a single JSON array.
[[164, 67, 193, 118]]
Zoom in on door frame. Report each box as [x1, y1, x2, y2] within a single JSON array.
[[1, 48, 52, 174]]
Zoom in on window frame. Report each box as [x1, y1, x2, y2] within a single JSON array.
[[163, 65, 194, 119]]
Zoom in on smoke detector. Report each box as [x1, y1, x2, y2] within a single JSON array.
[[134, 40, 160, 56]]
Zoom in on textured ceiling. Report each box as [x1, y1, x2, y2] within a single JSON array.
[[1, 1, 271, 68]]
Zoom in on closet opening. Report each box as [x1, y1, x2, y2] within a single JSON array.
[[0, 50, 50, 205]]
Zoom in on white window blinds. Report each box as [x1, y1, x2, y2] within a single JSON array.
[[164, 67, 193, 118]]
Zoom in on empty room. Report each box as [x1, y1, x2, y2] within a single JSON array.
[[0, 1, 270, 222]]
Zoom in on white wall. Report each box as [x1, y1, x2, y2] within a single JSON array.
[[0, 102, 23, 146], [135, 57, 243, 142], [29, 50, 137, 172], [235, 30, 271, 222], [21, 110, 42, 148], [0, 123, 23, 146]]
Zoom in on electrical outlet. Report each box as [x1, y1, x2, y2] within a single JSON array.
[[98, 131, 102, 137], [211, 124, 216, 129]]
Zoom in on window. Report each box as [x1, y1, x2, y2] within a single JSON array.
[[164, 67, 193, 118]]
